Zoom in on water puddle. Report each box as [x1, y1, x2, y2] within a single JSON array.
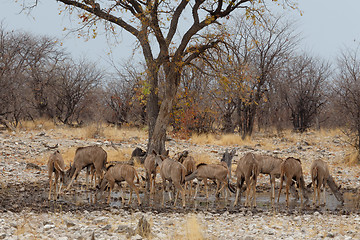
[[57, 184, 359, 214]]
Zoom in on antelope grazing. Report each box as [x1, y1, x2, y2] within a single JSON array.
[[98, 163, 141, 205], [186, 162, 234, 200], [277, 157, 309, 206], [233, 153, 259, 207], [310, 159, 344, 206], [220, 149, 236, 179], [155, 155, 187, 207], [66, 146, 107, 191], [47, 150, 66, 200], [253, 154, 298, 203]]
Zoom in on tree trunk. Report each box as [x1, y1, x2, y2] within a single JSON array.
[[147, 63, 180, 155]]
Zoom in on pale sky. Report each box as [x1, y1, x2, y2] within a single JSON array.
[[1, 0, 360, 68]]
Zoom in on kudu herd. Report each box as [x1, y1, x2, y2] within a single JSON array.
[[46, 144, 345, 209]]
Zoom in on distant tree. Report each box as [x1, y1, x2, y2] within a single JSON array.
[[0, 27, 37, 126], [104, 63, 146, 127], [24, 36, 66, 119], [276, 54, 330, 132], [25, 0, 297, 153], [333, 46, 360, 154], [52, 59, 102, 125], [203, 15, 298, 138]]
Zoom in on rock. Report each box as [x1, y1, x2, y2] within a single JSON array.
[[44, 224, 55, 231], [25, 163, 42, 170], [102, 224, 112, 231], [131, 234, 142, 240], [66, 220, 76, 228], [93, 216, 108, 224]]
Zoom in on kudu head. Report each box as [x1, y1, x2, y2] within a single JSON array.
[[221, 148, 236, 169], [152, 150, 167, 167]]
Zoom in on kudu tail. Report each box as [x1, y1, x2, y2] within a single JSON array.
[[327, 175, 344, 203], [185, 170, 197, 182], [227, 179, 236, 193], [54, 161, 65, 174]]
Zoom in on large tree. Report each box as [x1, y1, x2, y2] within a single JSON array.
[[25, 0, 296, 153]]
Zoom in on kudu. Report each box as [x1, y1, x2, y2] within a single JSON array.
[[253, 154, 298, 203], [182, 155, 196, 197], [155, 155, 187, 207], [310, 159, 344, 206], [174, 150, 196, 197], [47, 150, 66, 200], [220, 148, 236, 179], [185, 162, 234, 200], [66, 146, 107, 191], [173, 150, 189, 164], [277, 157, 309, 206], [98, 163, 141, 205], [143, 150, 164, 194], [233, 153, 259, 207]]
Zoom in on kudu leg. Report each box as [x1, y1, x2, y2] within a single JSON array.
[[66, 170, 80, 191], [48, 172, 53, 200], [277, 175, 284, 203], [54, 173, 59, 200], [322, 183, 326, 205], [194, 181, 200, 200], [204, 179, 209, 200]]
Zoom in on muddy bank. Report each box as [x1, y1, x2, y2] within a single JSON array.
[[1, 180, 358, 216]]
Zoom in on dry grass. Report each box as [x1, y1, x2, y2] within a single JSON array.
[[192, 151, 217, 165], [57, 124, 148, 142], [190, 133, 254, 146], [18, 118, 56, 131], [344, 150, 360, 166], [185, 215, 204, 240]]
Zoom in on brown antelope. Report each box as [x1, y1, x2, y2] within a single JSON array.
[[155, 155, 187, 207], [47, 150, 66, 200], [310, 159, 344, 206], [182, 155, 196, 197], [277, 157, 309, 206], [66, 146, 107, 191], [143, 150, 163, 194], [253, 154, 298, 203], [185, 162, 234, 200], [98, 163, 141, 205], [233, 153, 259, 207]]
